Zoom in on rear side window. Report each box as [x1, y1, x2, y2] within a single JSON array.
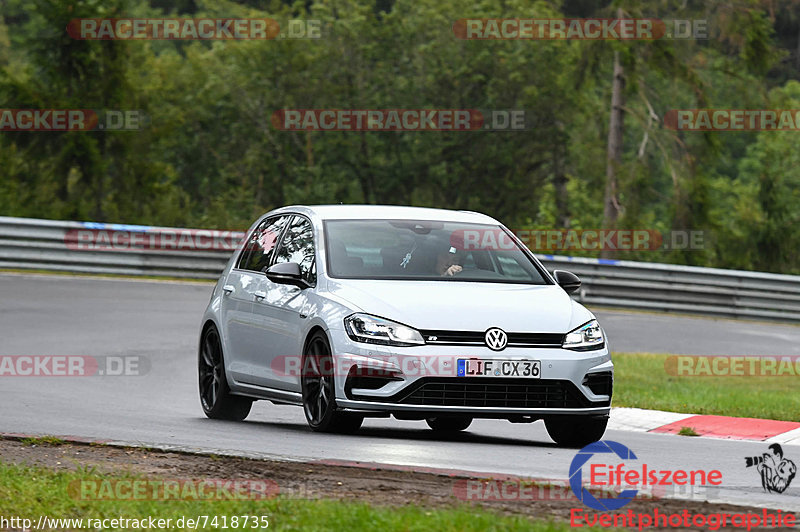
[[238, 216, 289, 272], [273, 215, 316, 286]]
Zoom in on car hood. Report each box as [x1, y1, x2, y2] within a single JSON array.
[[325, 279, 592, 333]]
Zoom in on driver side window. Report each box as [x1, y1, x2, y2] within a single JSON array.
[[238, 216, 289, 272], [273, 215, 316, 286]]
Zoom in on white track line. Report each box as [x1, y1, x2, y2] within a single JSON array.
[[766, 427, 800, 446], [609, 407, 696, 433]]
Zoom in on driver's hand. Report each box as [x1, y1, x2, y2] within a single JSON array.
[[444, 264, 462, 276]]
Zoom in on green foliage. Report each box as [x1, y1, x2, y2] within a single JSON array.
[[0, 0, 796, 272]]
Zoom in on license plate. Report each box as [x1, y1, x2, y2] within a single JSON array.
[[457, 359, 540, 378]]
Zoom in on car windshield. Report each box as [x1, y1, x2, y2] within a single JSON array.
[[324, 219, 548, 284]]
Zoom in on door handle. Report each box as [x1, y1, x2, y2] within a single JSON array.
[[254, 290, 267, 300], [222, 285, 235, 295]]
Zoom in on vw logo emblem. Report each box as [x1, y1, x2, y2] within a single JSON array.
[[484, 328, 508, 351]]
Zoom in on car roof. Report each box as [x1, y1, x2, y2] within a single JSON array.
[[270, 204, 500, 225]]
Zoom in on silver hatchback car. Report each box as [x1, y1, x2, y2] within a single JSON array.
[[199, 205, 612, 447]]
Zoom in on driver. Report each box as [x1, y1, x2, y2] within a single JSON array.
[[436, 247, 462, 277]]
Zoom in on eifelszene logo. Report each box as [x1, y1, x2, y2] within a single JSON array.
[[570, 441, 639, 511], [745, 444, 796, 494], [569, 440, 723, 511]]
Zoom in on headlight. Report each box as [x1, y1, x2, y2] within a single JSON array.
[[563, 320, 605, 351], [344, 313, 425, 346]]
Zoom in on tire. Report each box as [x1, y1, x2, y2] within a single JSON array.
[[301, 331, 363, 433], [426, 417, 473, 432], [198, 324, 253, 421], [545, 415, 608, 448]]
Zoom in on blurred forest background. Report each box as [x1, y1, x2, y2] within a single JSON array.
[[0, 0, 798, 273]]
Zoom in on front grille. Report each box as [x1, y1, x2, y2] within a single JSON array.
[[583, 371, 613, 397], [420, 330, 564, 347], [361, 378, 607, 409]]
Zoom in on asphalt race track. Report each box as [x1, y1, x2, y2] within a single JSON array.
[[2, 273, 800, 510]]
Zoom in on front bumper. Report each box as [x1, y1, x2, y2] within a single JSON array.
[[327, 327, 613, 418]]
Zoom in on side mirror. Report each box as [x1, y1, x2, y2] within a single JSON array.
[[266, 262, 309, 289], [553, 270, 581, 294]]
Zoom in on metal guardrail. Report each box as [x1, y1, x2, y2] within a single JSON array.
[[536, 255, 800, 323], [0, 216, 242, 279], [1, 216, 798, 323]]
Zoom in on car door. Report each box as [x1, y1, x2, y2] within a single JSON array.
[[247, 214, 315, 391], [222, 215, 290, 385]]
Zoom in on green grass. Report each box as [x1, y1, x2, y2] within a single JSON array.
[[613, 352, 800, 421], [20, 436, 66, 446], [0, 462, 600, 532], [677, 427, 699, 437]]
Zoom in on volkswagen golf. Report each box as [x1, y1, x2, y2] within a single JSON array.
[[198, 205, 612, 447]]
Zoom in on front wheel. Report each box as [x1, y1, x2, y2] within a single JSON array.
[[198, 324, 252, 421], [301, 331, 363, 433], [426, 417, 473, 432], [544, 415, 608, 448]]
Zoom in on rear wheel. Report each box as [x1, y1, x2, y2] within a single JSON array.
[[199, 324, 252, 420], [544, 415, 608, 448], [426, 417, 473, 432], [301, 331, 363, 433]]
